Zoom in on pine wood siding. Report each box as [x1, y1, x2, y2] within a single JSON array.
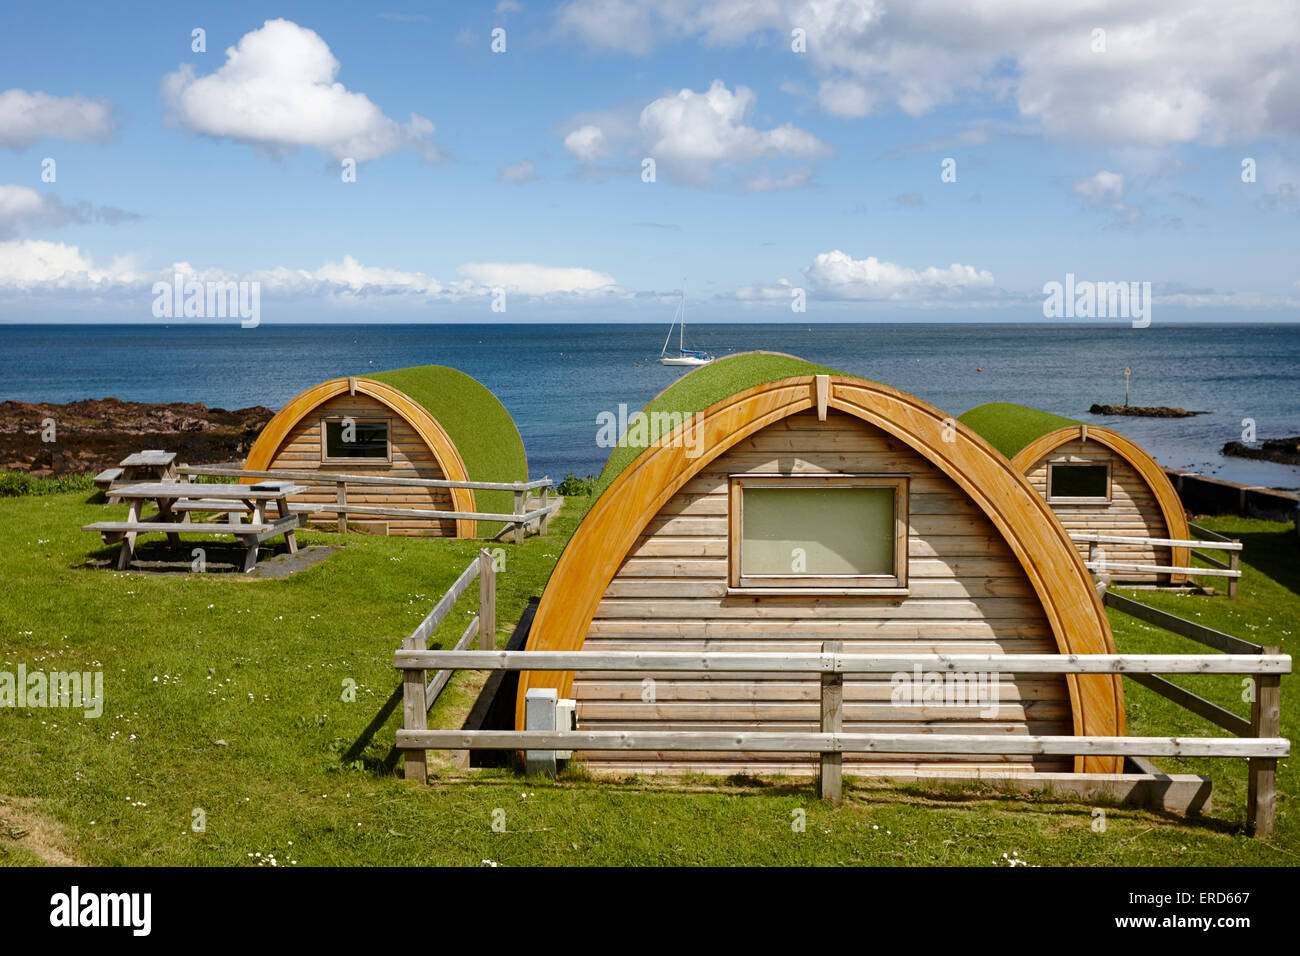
[[1024, 439, 1170, 583], [571, 409, 1073, 776], [267, 393, 455, 536]]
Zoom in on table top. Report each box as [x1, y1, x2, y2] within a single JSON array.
[[119, 450, 177, 467], [112, 482, 307, 499]]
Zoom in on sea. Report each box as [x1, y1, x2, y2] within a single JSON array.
[[2, 322, 1298, 490]]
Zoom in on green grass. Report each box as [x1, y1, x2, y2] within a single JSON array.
[[595, 352, 841, 495], [958, 402, 1080, 459], [366, 365, 528, 532], [0, 490, 1295, 866]]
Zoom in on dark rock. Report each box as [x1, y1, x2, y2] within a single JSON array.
[[1089, 403, 1209, 418], [1222, 437, 1300, 467]]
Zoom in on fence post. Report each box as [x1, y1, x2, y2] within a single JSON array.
[[1247, 647, 1281, 838], [513, 489, 526, 545], [1228, 544, 1239, 598], [539, 482, 551, 536], [525, 688, 557, 778], [336, 481, 348, 534], [819, 640, 843, 804], [478, 549, 495, 650], [401, 635, 428, 784]]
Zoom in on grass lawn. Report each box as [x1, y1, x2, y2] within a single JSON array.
[[0, 490, 1295, 866]]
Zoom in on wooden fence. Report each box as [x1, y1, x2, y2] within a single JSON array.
[[393, 608, 1290, 835], [178, 464, 556, 543], [1072, 531, 1242, 597], [398, 550, 496, 782]]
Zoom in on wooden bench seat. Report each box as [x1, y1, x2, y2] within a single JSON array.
[[83, 515, 301, 571], [93, 467, 124, 489]]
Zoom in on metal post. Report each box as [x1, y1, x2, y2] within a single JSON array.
[[525, 688, 557, 778]]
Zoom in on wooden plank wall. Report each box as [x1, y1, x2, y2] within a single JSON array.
[[572, 409, 1073, 776], [1025, 439, 1170, 582], [268, 393, 456, 536]]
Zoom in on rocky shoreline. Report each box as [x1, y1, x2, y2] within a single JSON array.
[[1089, 403, 1209, 418], [0, 398, 274, 476], [1221, 436, 1300, 468]]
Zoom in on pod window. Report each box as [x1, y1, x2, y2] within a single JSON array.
[[321, 418, 391, 462], [728, 475, 908, 593], [1047, 462, 1111, 503]]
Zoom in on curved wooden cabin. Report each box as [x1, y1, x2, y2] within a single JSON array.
[[517, 354, 1124, 777], [959, 403, 1191, 584], [243, 366, 527, 537]]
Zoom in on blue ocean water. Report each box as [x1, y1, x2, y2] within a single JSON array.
[[1, 322, 1297, 489]]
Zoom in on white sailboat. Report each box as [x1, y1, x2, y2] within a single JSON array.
[[660, 281, 714, 367]]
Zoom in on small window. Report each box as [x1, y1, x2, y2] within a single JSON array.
[[728, 475, 908, 593], [1048, 462, 1110, 502], [322, 418, 390, 461]]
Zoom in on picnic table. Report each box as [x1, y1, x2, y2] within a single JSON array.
[[95, 450, 177, 498], [83, 481, 305, 572]]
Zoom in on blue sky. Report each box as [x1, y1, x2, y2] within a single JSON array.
[[1, 1, 1298, 322]]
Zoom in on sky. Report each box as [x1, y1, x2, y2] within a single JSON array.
[[0, 0, 1298, 324]]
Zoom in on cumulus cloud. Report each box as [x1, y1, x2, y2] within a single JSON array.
[[564, 79, 828, 188], [163, 19, 443, 163], [0, 185, 140, 239], [0, 89, 116, 149], [456, 261, 617, 295], [802, 250, 998, 302], [553, 0, 1300, 145], [0, 242, 621, 303], [1072, 169, 1142, 227], [498, 159, 538, 183], [563, 124, 610, 161], [817, 79, 872, 119]]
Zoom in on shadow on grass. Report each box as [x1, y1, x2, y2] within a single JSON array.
[[342, 682, 404, 775], [1228, 524, 1300, 597]]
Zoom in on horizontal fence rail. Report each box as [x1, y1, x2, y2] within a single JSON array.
[[1072, 531, 1242, 596], [177, 463, 556, 542], [394, 632, 1289, 834], [394, 650, 1291, 675]]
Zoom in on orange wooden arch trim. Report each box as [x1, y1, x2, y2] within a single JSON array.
[[243, 377, 477, 537], [1011, 425, 1192, 581], [518, 376, 1124, 773]]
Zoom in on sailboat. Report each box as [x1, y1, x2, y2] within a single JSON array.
[[660, 281, 714, 366]]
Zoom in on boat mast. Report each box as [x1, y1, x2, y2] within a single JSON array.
[[680, 279, 685, 353]]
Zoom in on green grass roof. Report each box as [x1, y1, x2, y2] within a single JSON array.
[[366, 366, 526, 530], [594, 351, 844, 495], [958, 402, 1080, 460]]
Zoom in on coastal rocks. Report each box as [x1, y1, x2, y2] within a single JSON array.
[[1221, 436, 1300, 467], [0, 398, 274, 476], [1088, 404, 1208, 418]]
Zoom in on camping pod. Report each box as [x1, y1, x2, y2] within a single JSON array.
[[243, 366, 526, 537], [517, 353, 1124, 777], [959, 403, 1191, 584]]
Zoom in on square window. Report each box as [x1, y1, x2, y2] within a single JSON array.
[[322, 418, 390, 461], [728, 475, 908, 593], [1047, 462, 1110, 502]]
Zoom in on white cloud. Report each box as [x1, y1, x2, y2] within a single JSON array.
[[456, 261, 617, 295], [565, 80, 828, 187], [1072, 170, 1125, 205], [817, 79, 872, 119], [0, 242, 620, 302], [498, 159, 538, 183], [563, 124, 609, 161], [802, 250, 998, 301], [553, 0, 1300, 145], [0, 89, 116, 149], [163, 19, 442, 163], [0, 185, 139, 238]]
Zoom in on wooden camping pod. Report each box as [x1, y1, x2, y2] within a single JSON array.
[[244, 369, 527, 538], [518, 370, 1125, 775], [1010, 425, 1193, 583]]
